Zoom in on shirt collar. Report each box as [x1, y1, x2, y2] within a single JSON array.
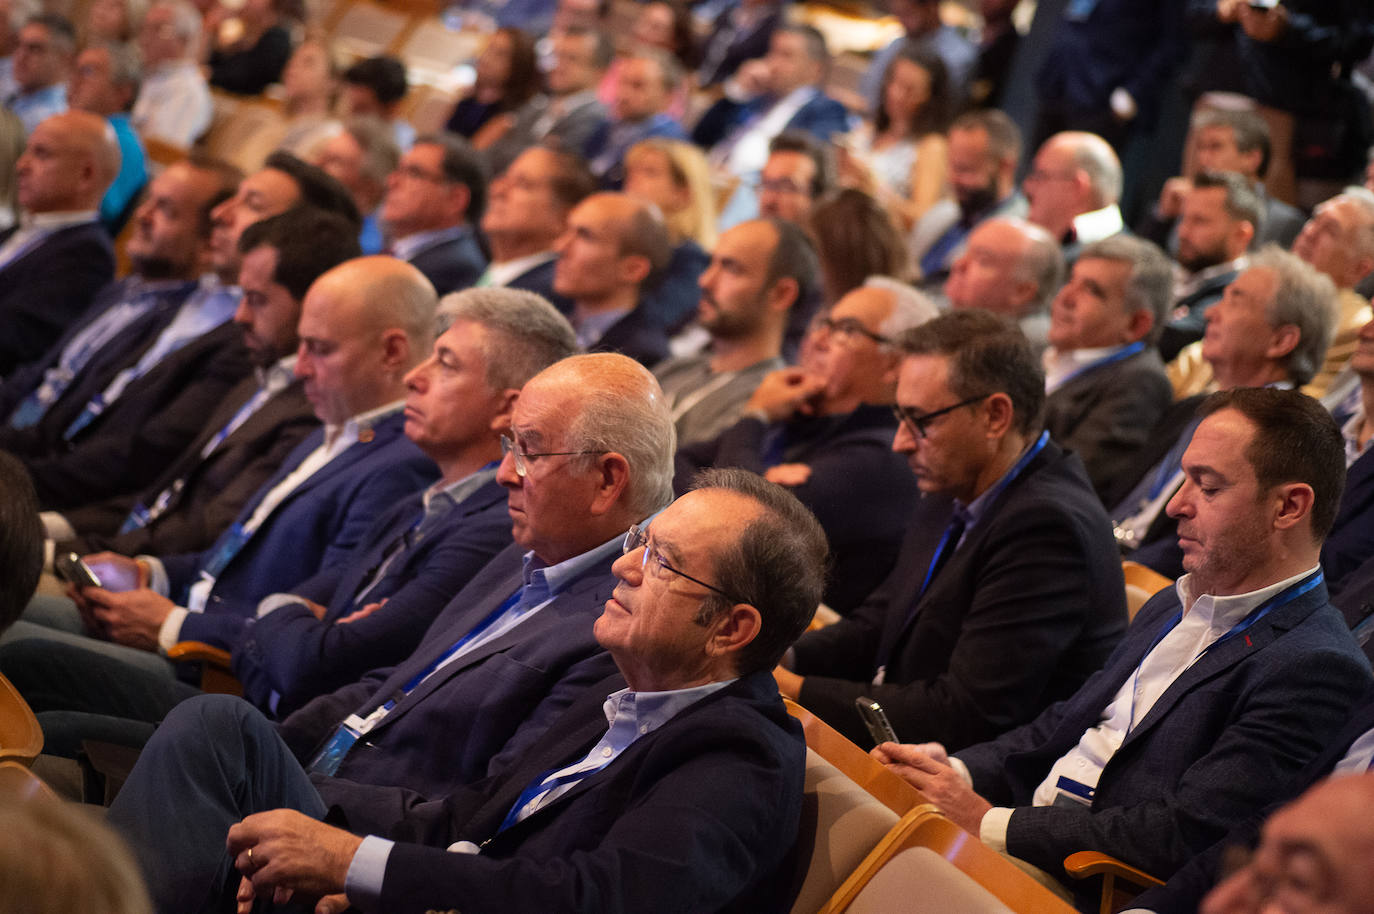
[[255, 353, 298, 390], [422, 462, 499, 514], [521, 529, 625, 602], [485, 250, 557, 288], [20, 210, 99, 230], [390, 224, 471, 262], [1175, 256, 1247, 299], [1070, 204, 1124, 246], [1176, 564, 1322, 626], [322, 399, 404, 448], [599, 678, 738, 739]]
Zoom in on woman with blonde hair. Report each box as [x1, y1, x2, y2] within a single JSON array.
[[624, 137, 716, 331]]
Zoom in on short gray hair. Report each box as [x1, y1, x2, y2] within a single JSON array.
[[5, 0, 39, 33], [864, 275, 939, 339], [436, 288, 577, 391], [1078, 234, 1172, 344], [1065, 132, 1122, 206], [560, 353, 676, 516], [150, 0, 199, 52], [1249, 244, 1338, 387]]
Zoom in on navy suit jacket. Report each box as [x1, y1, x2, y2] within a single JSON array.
[[791, 438, 1128, 751], [278, 540, 621, 799], [675, 405, 918, 614], [406, 230, 487, 296], [12, 320, 254, 510], [1134, 681, 1374, 912], [691, 90, 851, 152], [1043, 346, 1173, 503], [342, 669, 806, 914], [1322, 446, 1374, 595], [957, 576, 1372, 881], [0, 222, 115, 376], [162, 412, 438, 649], [588, 302, 671, 367], [504, 257, 574, 315], [232, 477, 512, 716]]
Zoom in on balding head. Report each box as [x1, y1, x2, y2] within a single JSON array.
[[499, 352, 676, 562], [1024, 131, 1122, 240], [1293, 189, 1374, 289], [946, 217, 1064, 317], [295, 256, 438, 424], [553, 192, 672, 308], [15, 110, 120, 213]]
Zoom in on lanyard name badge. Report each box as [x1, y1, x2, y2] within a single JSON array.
[[306, 589, 524, 776]]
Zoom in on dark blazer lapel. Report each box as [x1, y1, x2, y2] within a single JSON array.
[[373, 562, 530, 714], [265, 411, 407, 508], [1121, 587, 1326, 749]]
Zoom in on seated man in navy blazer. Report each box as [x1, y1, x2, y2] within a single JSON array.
[[777, 310, 1127, 751], [111, 466, 826, 914], [105, 353, 693, 912], [877, 388, 1373, 895], [381, 134, 488, 295], [0, 110, 119, 375], [0, 257, 437, 672]]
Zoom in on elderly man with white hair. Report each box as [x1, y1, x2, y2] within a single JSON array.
[[1022, 130, 1123, 265], [676, 277, 937, 613], [131, 0, 211, 147]]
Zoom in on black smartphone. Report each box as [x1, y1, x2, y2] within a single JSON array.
[[54, 552, 102, 589], [855, 696, 898, 745]]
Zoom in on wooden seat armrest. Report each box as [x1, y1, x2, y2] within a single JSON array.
[[1064, 851, 1165, 888], [166, 641, 232, 667]]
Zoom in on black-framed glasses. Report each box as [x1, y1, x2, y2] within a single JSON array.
[[892, 395, 989, 439], [814, 315, 890, 345], [623, 523, 734, 601], [500, 434, 604, 478]]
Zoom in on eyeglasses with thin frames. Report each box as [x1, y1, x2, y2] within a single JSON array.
[[500, 434, 604, 478], [622, 523, 735, 602], [813, 315, 891, 345], [892, 395, 989, 439]]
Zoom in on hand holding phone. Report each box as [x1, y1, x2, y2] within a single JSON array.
[[54, 552, 102, 589]]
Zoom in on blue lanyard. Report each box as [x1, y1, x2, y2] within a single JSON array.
[[1059, 342, 1145, 388], [497, 755, 616, 834], [918, 431, 1049, 596], [385, 588, 524, 709], [1127, 570, 1324, 735]]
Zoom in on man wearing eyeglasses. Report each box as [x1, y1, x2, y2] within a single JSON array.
[[676, 279, 935, 613], [379, 134, 488, 296], [109, 466, 825, 914], [776, 310, 1127, 753]]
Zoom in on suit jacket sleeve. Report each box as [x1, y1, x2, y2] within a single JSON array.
[[176, 455, 437, 649], [997, 644, 1372, 878], [232, 501, 513, 715]]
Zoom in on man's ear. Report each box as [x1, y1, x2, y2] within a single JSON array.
[[707, 602, 762, 660], [380, 328, 411, 373], [1270, 481, 1315, 533], [487, 388, 520, 432], [618, 253, 652, 288], [587, 451, 632, 516]]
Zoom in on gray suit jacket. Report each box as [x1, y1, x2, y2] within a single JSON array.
[[1043, 346, 1172, 502]]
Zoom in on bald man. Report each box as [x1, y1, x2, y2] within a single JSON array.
[[0, 109, 120, 374], [3, 257, 438, 678], [553, 191, 674, 366], [944, 217, 1064, 356], [1022, 131, 1124, 265]]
